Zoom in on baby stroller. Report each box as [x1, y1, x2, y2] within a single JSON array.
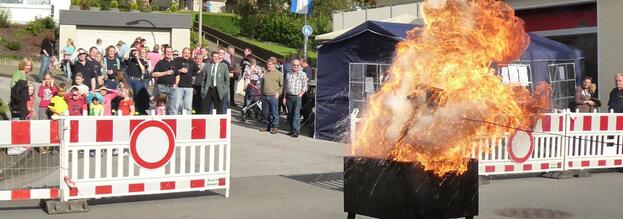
[[241, 82, 263, 122]]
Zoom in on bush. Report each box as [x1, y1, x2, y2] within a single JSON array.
[[190, 31, 208, 48], [169, 3, 177, 12], [151, 5, 159, 11], [130, 2, 138, 11], [40, 17, 55, 29], [26, 20, 43, 35], [71, 0, 80, 6], [0, 8, 10, 28], [79, 0, 95, 9], [110, 0, 118, 8], [4, 41, 21, 51]]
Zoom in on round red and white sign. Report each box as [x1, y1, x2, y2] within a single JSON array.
[[129, 120, 175, 169], [508, 130, 534, 164]]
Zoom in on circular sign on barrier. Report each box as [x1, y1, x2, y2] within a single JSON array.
[[508, 130, 534, 164], [129, 120, 175, 169]]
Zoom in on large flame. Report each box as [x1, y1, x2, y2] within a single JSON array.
[[350, 0, 550, 176]]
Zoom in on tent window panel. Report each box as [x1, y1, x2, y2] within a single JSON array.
[[498, 64, 532, 88], [350, 83, 365, 102], [348, 63, 391, 116], [350, 64, 364, 82], [548, 63, 577, 110]]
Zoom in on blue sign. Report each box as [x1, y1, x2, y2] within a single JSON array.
[[302, 25, 313, 37]]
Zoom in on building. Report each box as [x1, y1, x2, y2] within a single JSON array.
[[58, 10, 191, 53], [331, 0, 622, 112], [0, 0, 69, 24]]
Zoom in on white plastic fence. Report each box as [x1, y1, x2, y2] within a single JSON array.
[[0, 111, 231, 202], [350, 110, 623, 176]]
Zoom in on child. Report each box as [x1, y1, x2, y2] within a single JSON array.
[[73, 72, 90, 95], [45, 83, 68, 155], [37, 73, 58, 120], [27, 83, 35, 119], [118, 87, 135, 116], [64, 86, 86, 116], [87, 92, 104, 116], [155, 93, 167, 115], [245, 79, 261, 107], [96, 86, 118, 116]]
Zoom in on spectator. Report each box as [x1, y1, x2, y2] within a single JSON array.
[[37, 73, 57, 120], [200, 52, 230, 114], [260, 57, 283, 134], [155, 93, 167, 115], [103, 46, 125, 89], [87, 92, 104, 116], [201, 47, 210, 63], [192, 44, 202, 57], [118, 87, 135, 116], [62, 39, 76, 79], [243, 57, 263, 107], [117, 41, 129, 60], [124, 47, 149, 115], [9, 80, 29, 120], [96, 86, 118, 116], [64, 86, 86, 116], [301, 58, 312, 80], [148, 44, 162, 72], [575, 76, 597, 112], [10, 57, 33, 88], [152, 47, 178, 115], [192, 54, 205, 113], [284, 58, 308, 138], [38, 32, 55, 82], [608, 73, 623, 113], [73, 73, 90, 95], [95, 38, 104, 55], [86, 47, 103, 90], [240, 48, 252, 73], [218, 48, 233, 110], [27, 83, 35, 119], [227, 46, 241, 107], [174, 47, 199, 114], [71, 49, 96, 89]]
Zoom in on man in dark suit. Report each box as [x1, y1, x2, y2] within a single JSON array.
[[201, 52, 230, 114]]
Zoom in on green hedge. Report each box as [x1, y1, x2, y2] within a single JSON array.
[[200, 13, 240, 36], [239, 13, 331, 49]]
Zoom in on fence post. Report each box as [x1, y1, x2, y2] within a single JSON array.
[[59, 116, 70, 202], [561, 109, 570, 171], [226, 109, 231, 197]]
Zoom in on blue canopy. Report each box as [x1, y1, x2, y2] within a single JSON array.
[[315, 21, 584, 142]]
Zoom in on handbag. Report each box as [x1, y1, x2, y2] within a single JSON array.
[[235, 78, 246, 95]]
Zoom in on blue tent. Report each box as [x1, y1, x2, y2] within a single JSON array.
[[315, 21, 584, 142]]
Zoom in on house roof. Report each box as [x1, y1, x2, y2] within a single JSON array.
[[59, 10, 192, 29]]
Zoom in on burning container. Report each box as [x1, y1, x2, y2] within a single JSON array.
[[344, 156, 478, 219]]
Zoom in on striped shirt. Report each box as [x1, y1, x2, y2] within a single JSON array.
[[285, 70, 308, 95]]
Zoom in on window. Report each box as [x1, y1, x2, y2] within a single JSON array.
[[0, 0, 24, 3], [349, 63, 390, 118], [498, 64, 533, 90], [548, 63, 576, 110], [26, 0, 50, 4]]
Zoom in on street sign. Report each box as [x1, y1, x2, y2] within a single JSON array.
[[129, 120, 176, 169], [302, 25, 313, 37]]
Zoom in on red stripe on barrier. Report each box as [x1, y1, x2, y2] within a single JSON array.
[[11, 190, 30, 200], [130, 119, 144, 133], [615, 160, 623, 166], [69, 188, 78, 196], [598, 160, 607, 166], [95, 185, 112, 195], [557, 162, 561, 168], [70, 120, 79, 143], [11, 121, 30, 145], [219, 178, 226, 186], [163, 119, 177, 136], [504, 165, 514, 172], [583, 116, 592, 131], [190, 179, 205, 188], [558, 116, 564, 131], [220, 119, 227, 139], [523, 164, 532, 171], [50, 120, 60, 144], [541, 115, 551, 131], [485, 166, 495, 172], [581, 161, 590, 167], [617, 116, 623, 130], [50, 188, 59, 199], [541, 163, 549, 170], [600, 116, 609, 131], [568, 161, 573, 167], [96, 120, 113, 142], [128, 183, 144, 192], [191, 119, 206, 139], [569, 118, 575, 131], [160, 181, 175, 190]]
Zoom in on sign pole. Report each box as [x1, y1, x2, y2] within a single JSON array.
[[198, 0, 203, 47], [303, 13, 308, 60]]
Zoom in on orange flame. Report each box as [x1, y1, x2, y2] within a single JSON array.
[[350, 0, 549, 176]]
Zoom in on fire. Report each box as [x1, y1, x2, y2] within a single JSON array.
[[350, 0, 550, 176]]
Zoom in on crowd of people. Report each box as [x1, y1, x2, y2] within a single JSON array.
[[7, 36, 315, 155], [574, 74, 623, 113]]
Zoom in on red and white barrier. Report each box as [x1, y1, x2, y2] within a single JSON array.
[[58, 112, 231, 201], [563, 113, 623, 170], [0, 120, 61, 146]]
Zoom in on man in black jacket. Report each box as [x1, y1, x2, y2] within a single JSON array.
[[608, 73, 623, 113]]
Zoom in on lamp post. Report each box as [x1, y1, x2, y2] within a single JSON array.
[[198, 0, 203, 47]]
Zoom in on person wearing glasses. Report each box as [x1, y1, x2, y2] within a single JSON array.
[[283, 59, 308, 138]]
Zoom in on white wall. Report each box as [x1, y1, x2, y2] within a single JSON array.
[[0, 0, 69, 24]]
